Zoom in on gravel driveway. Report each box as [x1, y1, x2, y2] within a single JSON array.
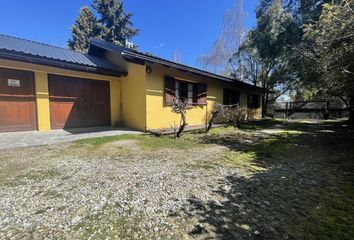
[[0, 120, 353, 239], [0, 127, 141, 150]]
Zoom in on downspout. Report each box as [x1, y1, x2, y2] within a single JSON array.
[[119, 78, 124, 126]]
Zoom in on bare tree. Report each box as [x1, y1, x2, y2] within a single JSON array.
[[171, 98, 191, 138], [197, 0, 246, 75], [206, 104, 247, 132], [206, 104, 223, 132], [172, 50, 182, 63]]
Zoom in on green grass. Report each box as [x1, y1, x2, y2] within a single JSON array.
[[72, 120, 354, 239], [248, 133, 299, 158], [238, 119, 286, 130], [75, 212, 144, 239], [74, 134, 139, 146], [221, 151, 266, 172], [183, 161, 219, 171], [74, 205, 173, 240], [42, 189, 64, 198], [75, 134, 204, 150], [2, 119, 353, 239], [292, 184, 354, 240], [3, 169, 61, 187], [19, 169, 60, 182], [207, 126, 240, 135]]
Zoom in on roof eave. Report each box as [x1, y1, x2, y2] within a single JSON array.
[[121, 51, 263, 91], [88, 38, 264, 91], [0, 50, 127, 77]]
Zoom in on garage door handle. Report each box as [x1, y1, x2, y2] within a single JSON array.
[[49, 96, 80, 102]]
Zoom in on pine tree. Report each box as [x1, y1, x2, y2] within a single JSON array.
[[68, 6, 101, 53], [92, 0, 139, 46]]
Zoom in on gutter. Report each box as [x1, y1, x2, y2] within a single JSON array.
[[0, 50, 127, 77], [122, 51, 264, 91]]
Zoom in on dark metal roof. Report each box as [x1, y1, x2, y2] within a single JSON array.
[[89, 38, 263, 91], [0, 34, 126, 76]]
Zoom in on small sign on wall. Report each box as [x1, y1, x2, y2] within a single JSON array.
[[8, 79, 21, 87]]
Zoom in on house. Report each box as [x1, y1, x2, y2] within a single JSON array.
[[0, 34, 263, 133]]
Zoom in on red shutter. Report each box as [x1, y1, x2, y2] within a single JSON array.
[[165, 77, 175, 105], [196, 83, 207, 106], [193, 84, 198, 105]]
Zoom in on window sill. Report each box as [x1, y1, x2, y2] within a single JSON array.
[[191, 103, 207, 107]]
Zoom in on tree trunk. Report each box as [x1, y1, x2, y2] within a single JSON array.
[[262, 93, 268, 118], [206, 111, 218, 133], [176, 111, 187, 138], [349, 111, 354, 124], [349, 96, 354, 124]]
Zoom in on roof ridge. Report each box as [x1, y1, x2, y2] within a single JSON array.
[[0, 33, 81, 55], [90, 38, 137, 53]]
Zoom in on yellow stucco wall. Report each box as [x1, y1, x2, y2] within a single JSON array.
[[240, 89, 263, 120], [120, 63, 147, 131], [0, 58, 261, 132], [145, 63, 262, 130], [0, 59, 122, 131], [109, 78, 121, 127], [34, 72, 51, 131]]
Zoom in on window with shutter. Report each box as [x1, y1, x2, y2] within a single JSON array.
[[164, 77, 207, 106], [177, 82, 194, 103], [179, 81, 189, 101], [195, 83, 207, 106], [164, 77, 175, 105]]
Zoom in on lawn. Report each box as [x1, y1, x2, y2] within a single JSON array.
[[0, 120, 353, 239]]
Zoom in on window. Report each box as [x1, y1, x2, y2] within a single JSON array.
[[175, 81, 194, 104], [223, 89, 240, 105], [164, 77, 207, 106], [247, 94, 260, 108]]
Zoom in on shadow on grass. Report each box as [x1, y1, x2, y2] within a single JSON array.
[[183, 120, 354, 240]]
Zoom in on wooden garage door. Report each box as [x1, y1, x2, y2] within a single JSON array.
[[0, 68, 37, 132], [48, 74, 111, 129]]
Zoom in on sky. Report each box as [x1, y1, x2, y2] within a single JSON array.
[[0, 0, 259, 67]]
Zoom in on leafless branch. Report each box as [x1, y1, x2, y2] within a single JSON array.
[[206, 104, 247, 132], [343, 68, 354, 75], [197, 0, 246, 75], [171, 97, 192, 138]]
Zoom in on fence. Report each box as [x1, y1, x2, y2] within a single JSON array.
[[274, 100, 349, 119]]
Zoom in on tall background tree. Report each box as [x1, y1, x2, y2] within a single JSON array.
[[230, 0, 300, 117], [197, 0, 246, 75], [285, 0, 353, 122], [68, 7, 100, 53], [68, 0, 139, 53], [92, 0, 139, 46], [300, 0, 354, 122], [228, 0, 352, 121]]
